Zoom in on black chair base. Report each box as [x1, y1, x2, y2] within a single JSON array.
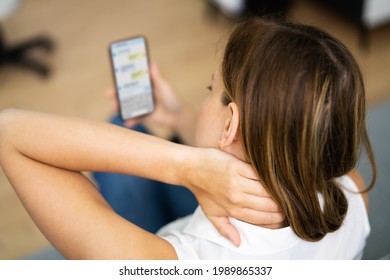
[[0, 28, 55, 77]]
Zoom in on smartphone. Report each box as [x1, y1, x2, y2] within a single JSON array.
[[109, 36, 154, 120]]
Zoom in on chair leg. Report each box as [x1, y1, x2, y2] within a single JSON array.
[[11, 56, 51, 77], [0, 29, 5, 51], [359, 24, 369, 51], [9, 35, 54, 54], [0, 25, 55, 77]]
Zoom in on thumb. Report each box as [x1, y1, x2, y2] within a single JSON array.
[[209, 216, 241, 247], [124, 117, 143, 128]]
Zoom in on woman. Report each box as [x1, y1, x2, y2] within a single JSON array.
[[0, 17, 376, 259]]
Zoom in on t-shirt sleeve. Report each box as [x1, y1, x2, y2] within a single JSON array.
[[157, 216, 200, 260]]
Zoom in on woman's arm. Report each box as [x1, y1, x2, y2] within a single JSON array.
[[0, 109, 186, 259]]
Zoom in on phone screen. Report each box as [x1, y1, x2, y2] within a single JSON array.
[[109, 36, 154, 120]]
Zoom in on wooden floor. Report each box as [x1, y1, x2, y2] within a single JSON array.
[[0, 0, 389, 259]]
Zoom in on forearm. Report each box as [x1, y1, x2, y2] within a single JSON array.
[[0, 109, 180, 259], [0, 109, 191, 186]]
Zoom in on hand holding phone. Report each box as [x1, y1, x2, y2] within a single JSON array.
[[105, 61, 186, 129], [109, 36, 154, 120]]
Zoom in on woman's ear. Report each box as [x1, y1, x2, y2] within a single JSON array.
[[220, 102, 240, 149]]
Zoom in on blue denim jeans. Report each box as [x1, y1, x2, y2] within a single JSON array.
[[92, 115, 198, 233]]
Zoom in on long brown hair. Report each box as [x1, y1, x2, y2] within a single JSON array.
[[221, 17, 376, 241]]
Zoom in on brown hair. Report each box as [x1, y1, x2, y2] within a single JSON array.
[[221, 17, 376, 241]]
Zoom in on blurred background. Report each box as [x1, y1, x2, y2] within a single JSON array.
[[0, 0, 389, 260]]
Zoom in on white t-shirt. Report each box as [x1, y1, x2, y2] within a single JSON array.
[[157, 175, 370, 259]]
